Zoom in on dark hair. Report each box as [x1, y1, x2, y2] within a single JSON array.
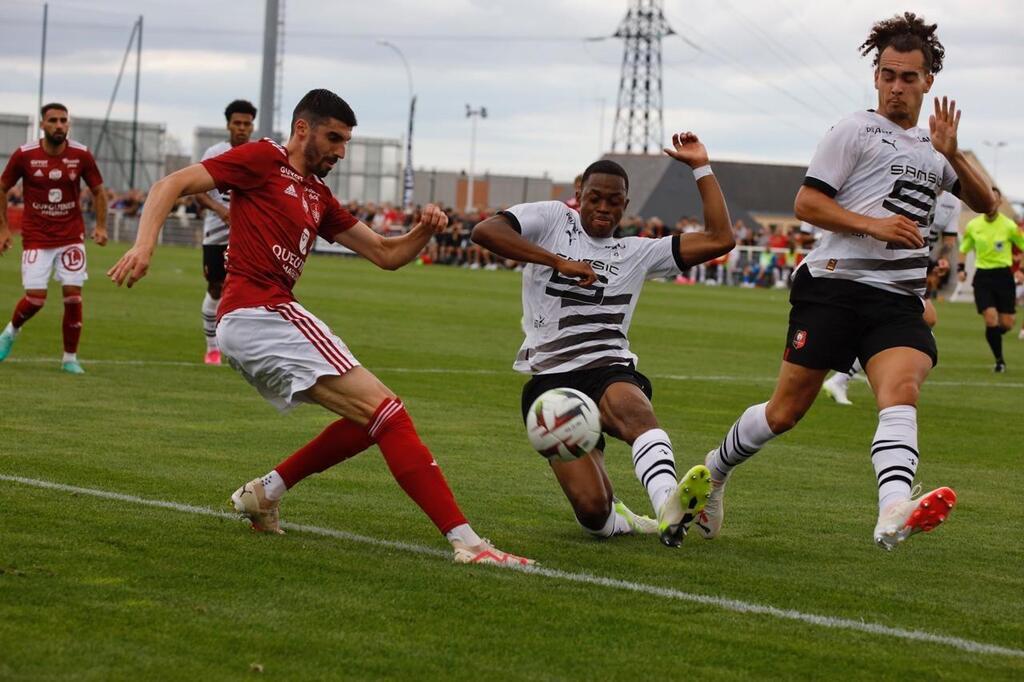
[[40, 102, 68, 118], [224, 99, 257, 122], [581, 160, 629, 193], [291, 89, 357, 132], [860, 12, 945, 74]]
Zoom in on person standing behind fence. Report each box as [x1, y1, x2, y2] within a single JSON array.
[[0, 102, 108, 374], [958, 187, 1024, 372], [192, 99, 257, 365]]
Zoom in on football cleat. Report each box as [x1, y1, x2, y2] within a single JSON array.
[[822, 374, 852, 405], [452, 539, 534, 566], [873, 485, 957, 551], [0, 328, 15, 361], [994, 360, 1007, 373], [695, 449, 727, 539], [60, 360, 85, 375], [230, 478, 284, 535], [613, 498, 659, 535], [204, 349, 222, 366], [657, 464, 711, 548]]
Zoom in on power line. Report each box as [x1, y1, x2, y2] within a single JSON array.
[[773, 0, 870, 88], [717, 0, 858, 111]]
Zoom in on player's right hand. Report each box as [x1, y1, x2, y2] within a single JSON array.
[[866, 215, 925, 249], [556, 257, 598, 286], [416, 204, 448, 234], [107, 247, 151, 288], [0, 227, 11, 255]]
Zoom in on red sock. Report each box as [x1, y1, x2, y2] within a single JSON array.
[[274, 418, 374, 488], [369, 398, 467, 535], [12, 294, 46, 328], [62, 295, 83, 353]]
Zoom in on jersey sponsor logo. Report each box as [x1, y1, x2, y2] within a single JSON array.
[[62, 158, 79, 167], [48, 188, 63, 203], [284, 183, 298, 198], [556, 252, 621, 276], [30, 159, 49, 168], [61, 246, 85, 272], [48, 168, 62, 180], [279, 166, 303, 183], [792, 329, 808, 350], [889, 164, 940, 186], [271, 243, 306, 280]]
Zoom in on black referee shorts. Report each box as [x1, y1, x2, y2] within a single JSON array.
[[783, 268, 937, 372], [972, 267, 1016, 314]]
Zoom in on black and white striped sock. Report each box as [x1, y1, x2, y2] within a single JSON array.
[[707, 402, 775, 481], [631, 428, 677, 514], [202, 293, 219, 351], [872, 405, 919, 512]]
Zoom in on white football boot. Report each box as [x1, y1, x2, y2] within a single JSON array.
[[822, 373, 853, 405], [694, 449, 727, 539], [873, 485, 957, 551], [230, 478, 284, 535]]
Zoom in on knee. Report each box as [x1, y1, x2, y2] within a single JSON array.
[[25, 292, 47, 308], [765, 403, 803, 434], [880, 379, 920, 407], [572, 492, 613, 531]]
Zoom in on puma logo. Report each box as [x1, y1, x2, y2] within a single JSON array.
[[881, 139, 897, 151]]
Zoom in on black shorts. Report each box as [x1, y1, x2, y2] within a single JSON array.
[[972, 267, 1016, 314], [784, 268, 937, 372], [203, 244, 228, 284], [520, 362, 653, 453]]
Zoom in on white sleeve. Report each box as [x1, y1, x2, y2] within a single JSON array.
[[942, 197, 962, 235], [630, 235, 685, 279], [803, 117, 863, 197], [499, 201, 561, 244], [200, 144, 223, 162]]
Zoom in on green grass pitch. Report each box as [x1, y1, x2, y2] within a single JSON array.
[[1, 243, 1022, 680]]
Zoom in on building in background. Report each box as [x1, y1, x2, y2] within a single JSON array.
[[413, 168, 565, 210], [0, 114, 31, 171], [67, 116, 166, 191]]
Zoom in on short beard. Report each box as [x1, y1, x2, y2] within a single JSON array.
[[43, 131, 65, 146]]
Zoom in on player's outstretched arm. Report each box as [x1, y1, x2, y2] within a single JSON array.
[[107, 164, 216, 287], [795, 187, 925, 249], [663, 132, 735, 266], [929, 96, 997, 215], [472, 215, 597, 285], [334, 204, 446, 271]]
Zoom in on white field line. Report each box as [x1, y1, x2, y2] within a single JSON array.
[[3, 473, 1022, 660], [5, 357, 1022, 389]]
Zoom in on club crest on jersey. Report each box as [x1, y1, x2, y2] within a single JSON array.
[[792, 329, 808, 350], [48, 169, 62, 180], [299, 228, 311, 255], [48, 189, 63, 203], [564, 211, 581, 245]]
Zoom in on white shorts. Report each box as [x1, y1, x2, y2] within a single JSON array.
[[21, 244, 88, 289], [216, 302, 361, 412]]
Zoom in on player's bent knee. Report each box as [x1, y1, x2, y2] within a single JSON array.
[[572, 494, 613, 531], [765, 404, 804, 434]]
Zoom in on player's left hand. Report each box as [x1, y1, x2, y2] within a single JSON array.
[[929, 96, 960, 158], [92, 228, 108, 247], [663, 131, 710, 169], [107, 246, 151, 288], [0, 226, 11, 255], [415, 204, 448, 234]]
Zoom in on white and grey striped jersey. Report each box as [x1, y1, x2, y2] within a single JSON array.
[[501, 200, 685, 376], [928, 192, 961, 260], [200, 141, 232, 246], [799, 110, 959, 297]]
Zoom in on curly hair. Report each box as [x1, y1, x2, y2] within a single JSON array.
[[860, 12, 945, 74]]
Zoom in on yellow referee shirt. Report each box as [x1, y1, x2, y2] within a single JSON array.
[[960, 213, 1024, 270]]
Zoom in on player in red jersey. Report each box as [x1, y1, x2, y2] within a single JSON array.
[[108, 89, 532, 566], [0, 103, 108, 373]]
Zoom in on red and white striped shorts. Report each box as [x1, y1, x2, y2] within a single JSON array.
[[216, 302, 361, 411]]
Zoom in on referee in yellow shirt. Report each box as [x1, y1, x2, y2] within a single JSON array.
[[958, 187, 1024, 372]]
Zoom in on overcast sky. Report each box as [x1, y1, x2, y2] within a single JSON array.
[[2, 0, 1021, 200]]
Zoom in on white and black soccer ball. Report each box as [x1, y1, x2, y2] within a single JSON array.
[[526, 388, 601, 462]]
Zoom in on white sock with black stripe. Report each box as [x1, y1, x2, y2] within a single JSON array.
[[707, 402, 775, 482], [631, 428, 677, 515], [202, 293, 219, 351], [872, 405, 919, 512]]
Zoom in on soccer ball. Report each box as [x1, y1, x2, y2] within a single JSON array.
[[526, 388, 602, 462]]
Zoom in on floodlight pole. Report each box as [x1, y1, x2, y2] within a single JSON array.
[[378, 40, 415, 207], [37, 3, 48, 135], [983, 140, 1008, 183], [130, 15, 142, 189], [258, 0, 280, 141], [465, 104, 487, 213]]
